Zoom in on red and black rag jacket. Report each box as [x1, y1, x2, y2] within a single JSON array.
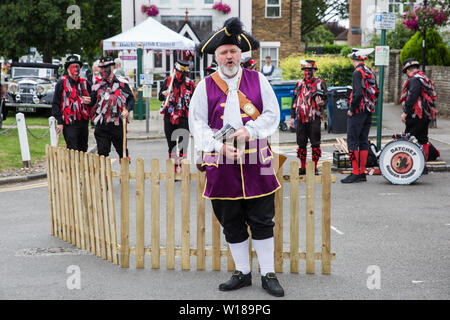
[[89, 76, 135, 126], [52, 75, 91, 125], [158, 76, 196, 125], [399, 70, 437, 120], [349, 63, 379, 114], [291, 77, 327, 124]]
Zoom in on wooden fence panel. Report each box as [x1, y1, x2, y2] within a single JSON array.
[[70, 150, 80, 247], [181, 160, 190, 270], [165, 159, 175, 270], [100, 156, 112, 262], [135, 158, 145, 269], [274, 169, 284, 273], [289, 161, 300, 273], [120, 157, 130, 268], [151, 159, 160, 269], [106, 157, 119, 265], [305, 161, 316, 274], [196, 171, 206, 271], [321, 162, 332, 274]]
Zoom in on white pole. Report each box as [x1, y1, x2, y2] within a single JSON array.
[[170, 50, 174, 73], [200, 56, 204, 80], [49, 116, 57, 147], [16, 113, 31, 168]]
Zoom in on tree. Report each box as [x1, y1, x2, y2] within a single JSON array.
[[0, 0, 121, 63], [303, 25, 335, 45], [301, 0, 349, 38], [400, 29, 450, 66]]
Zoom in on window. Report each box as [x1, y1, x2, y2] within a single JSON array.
[[204, 0, 214, 4], [388, 1, 413, 14], [266, 0, 281, 18], [180, 0, 193, 4], [154, 51, 162, 68], [160, 0, 170, 4], [260, 46, 279, 68]]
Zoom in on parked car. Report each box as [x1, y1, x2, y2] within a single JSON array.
[[4, 62, 60, 115]]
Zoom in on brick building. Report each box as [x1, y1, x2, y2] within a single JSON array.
[[251, 0, 304, 70]]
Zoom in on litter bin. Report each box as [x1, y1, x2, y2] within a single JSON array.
[[326, 86, 352, 134], [271, 80, 298, 131]]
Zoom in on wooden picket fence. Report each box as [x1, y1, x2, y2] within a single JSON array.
[[46, 145, 336, 274]]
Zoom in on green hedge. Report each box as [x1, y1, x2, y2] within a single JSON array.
[[400, 29, 450, 66], [279, 54, 355, 86]]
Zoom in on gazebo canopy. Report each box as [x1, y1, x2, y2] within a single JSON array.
[[103, 17, 196, 51]]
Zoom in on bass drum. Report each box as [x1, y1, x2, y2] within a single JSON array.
[[379, 139, 425, 185]]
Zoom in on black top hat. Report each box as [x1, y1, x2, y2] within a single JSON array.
[[64, 55, 82, 69], [402, 58, 420, 73], [196, 17, 259, 56], [301, 60, 318, 70], [98, 56, 115, 68]]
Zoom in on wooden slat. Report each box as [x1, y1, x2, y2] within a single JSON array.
[[135, 158, 145, 268], [45, 146, 54, 235], [80, 151, 91, 252], [120, 157, 130, 268], [151, 158, 160, 269], [274, 168, 284, 273], [89, 154, 101, 257], [181, 160, 190, 270], [66, 149, 75, 244], [84, 152, 95, 254], [106, 157, 119, 265], [100, 156, 112, 262], [70, 149, 81, 247], [321, 161, 332, 274], [165, 159, 175, 270], [95, 155, 107, 259], [75, 151, 86, 251], [196, 171, 206, 270], [289, 161, 299, 273], [211, 209, 221, 271], [50, 146, 59, 236], [305, 161, 315, 274], [53, 147, 62, 238], [59, 148, 69, 242]]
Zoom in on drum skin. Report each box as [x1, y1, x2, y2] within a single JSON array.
[[379, 139, 425, 185]]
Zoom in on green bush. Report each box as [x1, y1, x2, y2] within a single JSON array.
[[340, 45, 353, 57], [400, 29, 450, 66], [279, 54, 355, 86], [323, 44, 346, 54]]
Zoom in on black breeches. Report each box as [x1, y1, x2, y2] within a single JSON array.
[[211, 193, 275, 244], [94, 122, 125, 158], [347, 112, 372, 151], [164, 115, 190, 156], [405, 116, 429, 145], [296, 117, 321, 148], [62, 120, 89, 152]]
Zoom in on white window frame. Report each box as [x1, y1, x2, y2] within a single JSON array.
[[260, 42, 280, 68], [265, 0, 281, 19]]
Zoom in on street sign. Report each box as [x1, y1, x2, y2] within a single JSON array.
[[375, 46, 390, 66], [142, 85, 152, 98], [140, 74, 154, 86], [374, 12, 396, 30]]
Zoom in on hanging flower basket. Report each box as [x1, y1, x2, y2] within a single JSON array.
[[402, 6, 448, 32], [212, 2, 231, 14], [141, 4, 159, 17]]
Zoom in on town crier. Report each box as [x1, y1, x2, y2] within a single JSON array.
[[189, 17, 284, 297]]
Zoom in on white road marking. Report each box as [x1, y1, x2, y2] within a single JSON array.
[[412, 280, 424, 284], [0, 182, 48, 193], [331, 226, 344, 235]]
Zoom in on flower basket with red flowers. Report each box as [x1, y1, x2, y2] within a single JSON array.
[[402, 5, 448, 32], [141, 4, 159, 17], [212, 2, 231, 14]]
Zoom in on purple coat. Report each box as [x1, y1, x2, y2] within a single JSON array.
[[201, 69, 280, 199]]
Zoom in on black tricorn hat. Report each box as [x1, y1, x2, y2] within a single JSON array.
[[196, 17, 260, 56], [98, 56, 115, 68], [175, 59, 190, 73], [301, 60, 318, 70], [402, 58, 420, 73], [64, 55, 82, 69]]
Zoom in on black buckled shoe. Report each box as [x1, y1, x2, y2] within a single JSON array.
[[341, 173, 360, 183], [358, 173, 367, 181], [261, 273, 284, 297], [219, 271, 252, 291], [299, 168, 306, 175]]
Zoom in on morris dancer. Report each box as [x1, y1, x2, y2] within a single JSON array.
[[399, 58, 438, 174], [52, 55, 91, 151], [189, 17, 284, 297], [158, 59, 196, 173], [290, 60, 327, 175], [88, 56, 134, 160]]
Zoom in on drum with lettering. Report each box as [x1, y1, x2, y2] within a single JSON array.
[[379, 138, 425, 185]]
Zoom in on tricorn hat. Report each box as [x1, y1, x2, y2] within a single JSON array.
[[347, 48, 374, 61], [196, 17, 259, 56], [402, 58, 420, 73], [64, 55, 82, 69], [175, 59, 190, 73], [98, 56, 115, 68], [300, 59, 318, 70]]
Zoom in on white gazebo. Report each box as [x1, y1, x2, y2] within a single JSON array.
[[103, 17, 202, 77]]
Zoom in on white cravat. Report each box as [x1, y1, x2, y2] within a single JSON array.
[[221, 68, 244, 130]]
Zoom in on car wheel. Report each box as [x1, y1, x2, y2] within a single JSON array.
[[279, 122, 288, 131]]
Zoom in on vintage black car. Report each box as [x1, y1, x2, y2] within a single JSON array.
[[4, 62, 60, 115]]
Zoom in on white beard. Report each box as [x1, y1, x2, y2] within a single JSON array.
[[219, 63, 239, 78]]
